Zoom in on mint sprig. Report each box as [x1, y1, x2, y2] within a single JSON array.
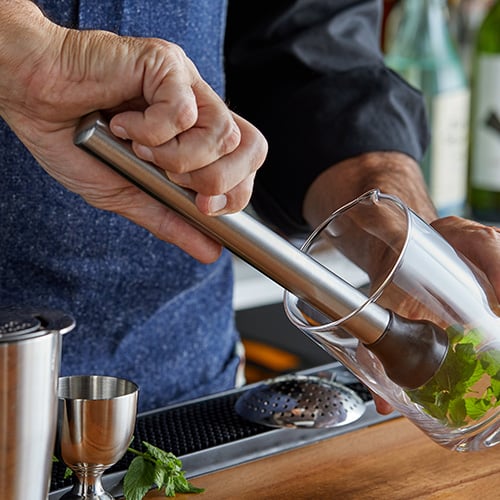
[[123, 441, 204, 499], [406, 325, 500, 427]]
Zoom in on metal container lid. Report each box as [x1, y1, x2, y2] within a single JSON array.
[[0, 306, 75, 342]]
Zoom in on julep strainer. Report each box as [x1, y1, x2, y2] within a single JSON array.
[[234, 375, 365, 429]]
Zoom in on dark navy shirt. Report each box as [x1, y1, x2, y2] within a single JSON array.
[[0, 0, 429, 412]]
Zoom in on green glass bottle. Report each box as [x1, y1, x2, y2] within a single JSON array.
[[385, 0, 470, 216], [468, 0, 500, 222]]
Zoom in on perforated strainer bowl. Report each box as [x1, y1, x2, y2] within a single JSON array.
[[235, 375, 365, 429]]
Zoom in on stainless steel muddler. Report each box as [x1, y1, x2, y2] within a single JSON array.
[[74, 112, 448, 390]]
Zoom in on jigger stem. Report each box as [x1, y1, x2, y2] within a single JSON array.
[[62, 467, 113, 500], [74, 112, 448, 390]]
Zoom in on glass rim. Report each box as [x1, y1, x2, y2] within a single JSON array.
[[283, 189, 412, 333]]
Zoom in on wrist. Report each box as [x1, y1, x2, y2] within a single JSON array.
[[303, 151, 437, 227], [0, 1, 63, 114]]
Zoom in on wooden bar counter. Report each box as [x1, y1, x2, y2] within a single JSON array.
[[145, 416, 500, 499]]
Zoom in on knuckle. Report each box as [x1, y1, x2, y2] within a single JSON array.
[[211, 177, 228, 194], [238, 122, 268, 172], [482, 225, 500, 239], [175, 161, 193, 175], [197, 175, 226, 195], [219, 119, 241, 155], [254, 130, 269, 164], [173, 99, 197, 131], [248, 132, 268, 172], [151, 38, 187, 63], [226, 182, 253, 212]]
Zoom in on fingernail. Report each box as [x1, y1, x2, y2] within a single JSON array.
[[208, 194, 227, 214], [111, 125, 129, 139], [135, 144, 154, 162]]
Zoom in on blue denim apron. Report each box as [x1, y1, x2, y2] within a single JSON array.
[[0, 0, 239, 412]]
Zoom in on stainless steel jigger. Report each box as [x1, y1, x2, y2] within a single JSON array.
[[74, 112, 448, 390], [58, 375, 138, 500]]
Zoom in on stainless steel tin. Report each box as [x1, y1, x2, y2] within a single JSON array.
[[0, 306, 75, 500]]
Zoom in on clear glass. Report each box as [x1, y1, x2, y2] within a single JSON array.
[[284, 190, 500, 451]]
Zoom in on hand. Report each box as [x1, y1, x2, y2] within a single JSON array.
[[303, 152, 500, 414], [372, 395, 395, 415], [0, 1, 267, 263], [431, 216, 500, 303]]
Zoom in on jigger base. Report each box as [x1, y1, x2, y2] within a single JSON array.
[[61, 484, 114, 500]]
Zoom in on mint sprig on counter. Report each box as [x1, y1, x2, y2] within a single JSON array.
[[123, 441, 204, 499], [406, 325, 500, 427]]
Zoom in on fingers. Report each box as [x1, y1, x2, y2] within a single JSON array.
[[104, 40, 268, 253], [80, 167, 224, 264], [104, 39, 268, 216], [431, 216, 500, 300], [109, 41, 200, 144], [114, 97, 267, 216], [132, 203, 224, 264], [109, 40, 245, 173], [372, 394, 395, 415], [134, 79, 243, 169], [194, 174, 256, 215], [172, 114, 268, 214], [138, 101, 242, 181]]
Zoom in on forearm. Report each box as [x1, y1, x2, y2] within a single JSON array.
[[226, 0, 430, 235], [303, 152, 437, 228]]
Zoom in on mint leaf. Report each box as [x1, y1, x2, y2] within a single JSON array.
[[448, 397, 467, 426], [406, 326, 500, 427], [464, 358, 485, 388], [163, 475, 176, 497], [152, 463, 167, 491], [123, 442, 204, 499], [465, 397, 490, 420], [480, 349, 500, 377], [490, 377, 500, 400], [143, 442, 180, 466], [174, 474, 205, 494], [124, 456, 156, 500], [457, 328, 482, 348]]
